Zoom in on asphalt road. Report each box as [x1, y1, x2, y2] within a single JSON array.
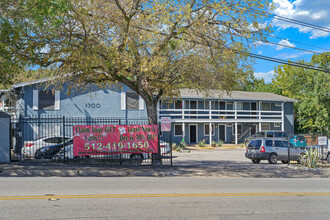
[[1, 177, 330, 219]]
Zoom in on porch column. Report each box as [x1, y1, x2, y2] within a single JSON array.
[[209, 122, 212, 145], [235, 122, 238, 145], [182, 122, 185, 142], [259, 101, 262, 131], [182, 100, 185, 119], [281, 102, 285, 131]]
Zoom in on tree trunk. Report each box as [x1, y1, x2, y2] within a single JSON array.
[[145, 100, 158, 125], [145, 99, 162, 165]]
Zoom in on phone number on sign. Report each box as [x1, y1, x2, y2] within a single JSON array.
[[83, 142, 151, 151]]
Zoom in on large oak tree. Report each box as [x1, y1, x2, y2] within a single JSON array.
[[1, 0, 272, 124]]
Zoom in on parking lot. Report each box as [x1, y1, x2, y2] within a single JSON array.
[[170, 146, 330, 178]]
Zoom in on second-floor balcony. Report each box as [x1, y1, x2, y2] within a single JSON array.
[[158, 108, 283, 122]]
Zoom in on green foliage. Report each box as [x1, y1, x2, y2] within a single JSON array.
[[211, 141, 216, 147], [273, 53, 330, 134], [1, 0, 272, 124], [299, 147, 321, 168], [241, 76, 282, 94], [217, 140, 224, 147], [198, 140, 206, 147]]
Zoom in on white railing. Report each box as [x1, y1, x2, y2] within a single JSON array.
[[158, 108, 283, 121]]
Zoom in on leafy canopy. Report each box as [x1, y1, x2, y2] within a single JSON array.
[[273, 53, 330, 134], [1, 0, 272, 123]]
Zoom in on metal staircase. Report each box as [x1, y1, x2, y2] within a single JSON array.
[[231, 127, 252, 143]]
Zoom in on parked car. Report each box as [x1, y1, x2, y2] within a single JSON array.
[[53, 144, 150, 163], [21, 136, 71, 158], [245, 138, 305, 164], [288, 135, 307, 147], [244, 131, 288, 147], [35, 139, 73, 159]]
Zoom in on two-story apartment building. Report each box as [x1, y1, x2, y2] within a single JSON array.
[[8, 79, 297, 145], [158, 89, 297, 145]]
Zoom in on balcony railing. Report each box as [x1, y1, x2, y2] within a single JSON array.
[[158, 109, 283, 121]]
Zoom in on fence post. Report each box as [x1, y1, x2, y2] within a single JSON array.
[[63, 116, 66, 164], [170, 123, 173, 167]]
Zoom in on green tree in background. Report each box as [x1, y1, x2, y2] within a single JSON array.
[[273, 53, 330, 134]]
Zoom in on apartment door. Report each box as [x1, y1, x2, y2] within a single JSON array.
[[218, 125, 225, 142], [189, 124, 197, 143]]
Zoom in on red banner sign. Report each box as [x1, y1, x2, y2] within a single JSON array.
[[73, 125, 158, 156]]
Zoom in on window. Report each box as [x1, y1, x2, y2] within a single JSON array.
[[275, 103, 282, 107], [174, 100, 182, 109], [204, 101, 209, 109], [126, 91, 139, 110], [274, 140, 284, 148], [226, 102, 233, 110], [236, 102, 243, 110], [261, 103, 271, 111], [274, 123, 281, 128], [266, 132, 275, 137], [249, 140, 262, 149], [204, 124, 215, 136], [39, 91, 55, 110], [261, 123, 270, 131], [174, 124, 183, 136], [265, 140, 273, 147]]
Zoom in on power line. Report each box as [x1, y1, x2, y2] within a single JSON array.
[[236, 50, 330, 73], [264, 34, 330, 52], [242, 7, 330, 33]]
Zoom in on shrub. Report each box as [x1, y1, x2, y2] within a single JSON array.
[[211, 141, 216, 147], [299, 147, 321, 168], [217, 140, 224, 147], [198, 139, 206, 147]]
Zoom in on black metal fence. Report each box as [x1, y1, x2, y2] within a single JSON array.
[[11, 116, 172, 166]]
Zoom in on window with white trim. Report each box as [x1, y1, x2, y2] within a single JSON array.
[[204, 124, 215, 136], [39, 90, 55, 110], [261, 103, 271, 111], [204, 101, 209, 109], [174, 124, 183, 136], [237, 102, 243, 110], [126, 91, 139, 110], [174, 100, 182, 109], [261, 123, 270, 131]]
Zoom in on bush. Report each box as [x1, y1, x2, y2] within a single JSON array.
[[217, 140, 224, 147], [299, 147, 321, 168], [211, 141, 216, 147], [198, 139, 206, 147]]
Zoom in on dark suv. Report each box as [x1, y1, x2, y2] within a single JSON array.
[[244, 131, 288, 147], [245, 138, 305, 164]]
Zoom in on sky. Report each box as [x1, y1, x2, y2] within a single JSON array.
[[252, 0, 330, 83]]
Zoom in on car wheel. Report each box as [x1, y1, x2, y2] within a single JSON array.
[[268, 153, 278, 164], [131, 154, 143, 164], [252, 159, 260, 164], [281, 160, 289, 164]]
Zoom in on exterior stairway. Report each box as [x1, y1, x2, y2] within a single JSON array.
[[231, 127, 252, 144]]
